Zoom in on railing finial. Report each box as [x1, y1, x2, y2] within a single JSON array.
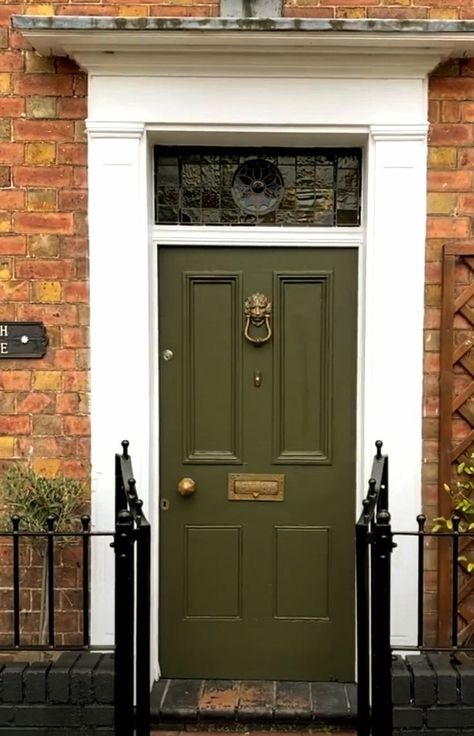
[[375, 440, 383, 459], [452, 513, 461, 532], [368, 478, 377, 496], [11, 515, 20, 531], [128, 478, 137, 498], [121, 440, 129, 459], [81, 515, 90, 531], [417, 514, 426, 532], [376, 508, 391, 525], [46, 515, 56, 531]]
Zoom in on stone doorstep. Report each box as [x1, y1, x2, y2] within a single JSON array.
[[150, 680, 357, 729]]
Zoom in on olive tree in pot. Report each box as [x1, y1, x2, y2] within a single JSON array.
[[0, 466, 85, 645]]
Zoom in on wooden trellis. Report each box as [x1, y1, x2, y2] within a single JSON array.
[[439, 244, 474, 645]]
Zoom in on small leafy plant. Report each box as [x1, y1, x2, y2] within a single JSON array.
[[433, 453, 474, 573], [0, 465, 85, 643]]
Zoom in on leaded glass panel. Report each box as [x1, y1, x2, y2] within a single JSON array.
[[154, 147, 362, 226]]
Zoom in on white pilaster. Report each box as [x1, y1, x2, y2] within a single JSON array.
[[87, 122, 152, 649], [365, 124, 429, 648]]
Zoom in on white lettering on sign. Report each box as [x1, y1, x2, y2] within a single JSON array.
[[0, 325, 8, 337], [0, 343, 8, 355]]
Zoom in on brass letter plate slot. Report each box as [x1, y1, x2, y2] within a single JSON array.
[[228, 473, 284, 502]]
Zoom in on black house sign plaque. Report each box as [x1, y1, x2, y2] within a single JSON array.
[[0, 323, 48, 359]]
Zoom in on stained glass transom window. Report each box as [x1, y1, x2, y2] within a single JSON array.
[[154, 147, 362, 227]]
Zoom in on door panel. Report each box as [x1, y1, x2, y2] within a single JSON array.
[[159, 247, 357, 680]]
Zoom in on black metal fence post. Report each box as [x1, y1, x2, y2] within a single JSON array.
[[371, 508, 394, 736], [356, 499, 371, 736], [114, 509, 135, 736], [136, 499, 151, 736]]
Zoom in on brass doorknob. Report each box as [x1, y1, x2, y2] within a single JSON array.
[[177, 477, 196, 496]]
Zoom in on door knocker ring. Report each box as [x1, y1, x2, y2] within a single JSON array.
[[244, 292, 272, 346]]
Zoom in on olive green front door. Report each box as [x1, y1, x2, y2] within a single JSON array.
[[159, 246, 357, 681]]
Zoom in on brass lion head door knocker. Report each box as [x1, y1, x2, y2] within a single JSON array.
[[244, 292, 272, 346]]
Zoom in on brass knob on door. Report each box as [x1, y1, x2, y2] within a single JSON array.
[[177, 477, 196, 496]]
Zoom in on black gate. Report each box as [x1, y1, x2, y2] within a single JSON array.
[[357, 442, 474, 735]]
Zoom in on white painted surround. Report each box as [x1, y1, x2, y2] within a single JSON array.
[[21, 22, 474, 679]]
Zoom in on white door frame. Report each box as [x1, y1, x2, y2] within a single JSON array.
[[87, 113, 428, 682]]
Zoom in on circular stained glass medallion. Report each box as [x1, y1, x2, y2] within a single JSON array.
[[231, 159, 284, 215]]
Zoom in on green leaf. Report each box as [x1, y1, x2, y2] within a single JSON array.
[[468, 563, 474, 574], [458, 555, 468, 562]]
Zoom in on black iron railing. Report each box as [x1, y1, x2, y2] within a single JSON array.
[[0, 441, 151, 736], [0, 514, 109, 651], [114, 440, 151, 736], [357, 442, 474, 736], [356, 440, 390, 736]]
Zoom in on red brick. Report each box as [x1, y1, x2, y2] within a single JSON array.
[[13, 166, 72, 188], [0, 416, 30, 434], [426, 216, 470, 238], [62, 371, 88, 391], [18, 436, 59, 456], [63, 282, 88, 303], [459, 194, 474, 212], [0, 51, 23, 72], [462, 102, 474, 122], [58, 143, 87, 165], [56, 393, 79, 414], [0, 7, 23, 26], [430, 77, 474, 100], [16, 259, 74, 279], [425, 261, 442, 284], [63, 327, 88, 347], [58, 97, 88, 119], [14, 212, 74, 235], [63, 415, 89, 436], [0, 99, 25, 118], [59, 190, 87, 211], [13, 120, 74, 143], [72, 167, 87, 188], [429, 124, 473, 146], [54, 349, 76, 369], [73, 75, 87, 97], [427, 169, 472, 190], [17, 393, 54, 414], [16, 304, 78, 325], [0, 190, 24, 208], [62, 459, 89, 478], [13, 73, 73, 97], [0, 236, 26, 255], [441, 100, 462, 122], [9, 29, 30, 50], [0, 371, 31, 390], [0, 143, 24, 165]]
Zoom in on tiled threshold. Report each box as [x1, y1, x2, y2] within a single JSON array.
[[150, 680, 357, 730]]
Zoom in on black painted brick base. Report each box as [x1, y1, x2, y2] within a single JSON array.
[[393, 654, 474, 733], [0, 652, 114, 734]]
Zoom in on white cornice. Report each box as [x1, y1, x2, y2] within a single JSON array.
[[13, 17, 474, 76]]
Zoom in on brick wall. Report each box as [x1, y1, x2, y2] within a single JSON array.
[[0, 652, 114, 733], [0, 0, 473, 643]]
